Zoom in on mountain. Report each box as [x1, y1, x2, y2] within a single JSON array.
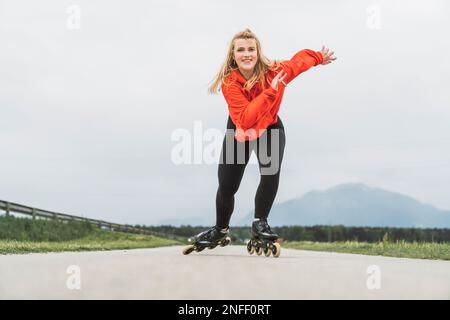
[[238, 183, 450, 228]]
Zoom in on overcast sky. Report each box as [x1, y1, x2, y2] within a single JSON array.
[[1, 0, 449, 226]]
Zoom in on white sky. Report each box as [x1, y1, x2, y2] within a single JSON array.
[[1, 0, 449, 225]]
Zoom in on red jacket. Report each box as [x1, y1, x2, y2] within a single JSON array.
[[221, 49, 323, 142]]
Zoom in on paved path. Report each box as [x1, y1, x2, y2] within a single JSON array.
[[1, 245, 449, 299]]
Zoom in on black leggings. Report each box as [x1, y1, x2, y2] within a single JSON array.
[[215, 115, 286, 228]]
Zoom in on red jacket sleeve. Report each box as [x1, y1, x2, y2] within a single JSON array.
[[279, 49, 323, 85], [221, 83, 278, 130]]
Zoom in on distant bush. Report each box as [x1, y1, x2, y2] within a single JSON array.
[[0, 215, 96, 242]]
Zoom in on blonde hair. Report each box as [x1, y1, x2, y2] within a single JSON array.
[[208, 28, 278, 94]]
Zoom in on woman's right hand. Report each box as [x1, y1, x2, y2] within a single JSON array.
[[271, 70, 288, 91]]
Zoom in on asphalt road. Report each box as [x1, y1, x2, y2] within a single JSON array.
[[1, 245, 449, 299]]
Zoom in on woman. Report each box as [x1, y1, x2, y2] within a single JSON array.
[[183, 28, 336, 256]]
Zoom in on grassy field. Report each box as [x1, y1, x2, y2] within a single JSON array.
[[0, 215, 181, 255], [0, 232, 181, 255], [284, 240, 450, 261]]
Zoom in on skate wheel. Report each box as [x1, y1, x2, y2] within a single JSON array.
[[272, 243, 281, 258], [264, 246, 271, 257], [182, 245, 195, 255], [247, 240, 255, 255], [256, 245, 263, 256], [220, 236, 231, 247]]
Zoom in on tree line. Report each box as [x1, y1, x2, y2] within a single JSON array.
[[142, 225, 450, 244]]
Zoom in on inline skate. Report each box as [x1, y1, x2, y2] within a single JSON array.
[[247, 218, 281, 258], [182, 226, 231, 255]]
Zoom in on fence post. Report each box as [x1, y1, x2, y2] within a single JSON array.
[[5, 202, 10, 216]]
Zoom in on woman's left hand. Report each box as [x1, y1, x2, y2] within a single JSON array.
[[320, 46, 337, 65]]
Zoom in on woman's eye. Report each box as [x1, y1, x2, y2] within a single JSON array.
[[237, 48, 255, 52]]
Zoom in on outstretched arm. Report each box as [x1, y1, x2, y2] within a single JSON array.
[[278, 46, 337, 85]]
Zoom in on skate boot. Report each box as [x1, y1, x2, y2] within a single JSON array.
[[247, 218, 281, 258], [182, 226, 231, 255]]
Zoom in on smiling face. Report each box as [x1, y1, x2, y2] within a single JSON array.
[[233, 38, 258, 77]]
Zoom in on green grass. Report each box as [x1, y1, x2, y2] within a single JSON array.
[[1, 215, 99, 242], [0, 215, 182, 255], [284, 240, 450, 260], [0, 230, 181, 255]]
